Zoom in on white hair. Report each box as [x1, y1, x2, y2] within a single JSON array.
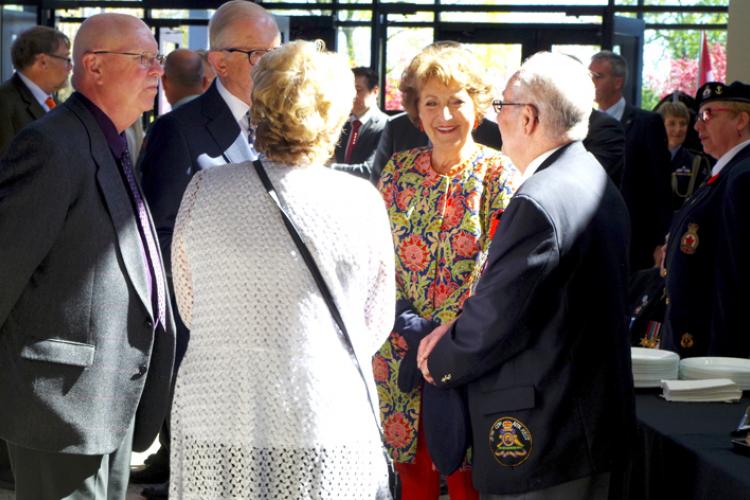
[[510, 52, 594, 142]]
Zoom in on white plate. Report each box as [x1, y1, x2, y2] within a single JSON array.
[[679, 357, 750, 390], [631, 347, 680, 364], [680, 357, 750, 372]]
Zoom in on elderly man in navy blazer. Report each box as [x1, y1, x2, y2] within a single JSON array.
[[417, 52, 634, 499], [0, 13, 175, 499]]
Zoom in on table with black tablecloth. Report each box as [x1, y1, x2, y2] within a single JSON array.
[[624, 393, 750, 500]]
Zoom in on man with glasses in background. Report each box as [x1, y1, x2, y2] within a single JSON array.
[[0, 26, 71, 157], [0, 13, 175, 499], [135, 0, 280, 492]]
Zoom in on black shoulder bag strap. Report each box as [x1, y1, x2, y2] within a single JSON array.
[[252, 160, 398, 493]]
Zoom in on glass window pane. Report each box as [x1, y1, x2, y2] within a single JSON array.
[[337, 26, 371, 67], [384, 27, 433, 111]]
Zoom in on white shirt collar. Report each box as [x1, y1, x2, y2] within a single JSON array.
[[215, 78, 250, 132], [351, 106, 375, 126], [711, 139, 750, 177], [602, 96, 626, 122], [521, 145, 564, 183], [17, 71, 53, 111]]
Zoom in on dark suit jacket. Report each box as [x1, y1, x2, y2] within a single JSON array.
[[620, 104, 673, 271], [331, 107, 389, 180], [139, 81, 246, 267], [0, 92, 176, 455], [662, 143, 750, 358], [371, 112, 501, 184], [428, 141, 635, 495], [585, 109, 625, 188], [0, 73, 46, 158]]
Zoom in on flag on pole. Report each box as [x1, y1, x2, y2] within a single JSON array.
[[698, 31, 714, 86]]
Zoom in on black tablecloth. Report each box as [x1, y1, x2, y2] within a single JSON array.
[[626, 393, 750, 500]]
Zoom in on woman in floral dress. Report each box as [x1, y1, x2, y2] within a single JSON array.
[[374, 42, 518, 500]]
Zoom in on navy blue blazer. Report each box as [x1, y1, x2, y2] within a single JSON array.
[[620, 104, 673, 271], [139, 81, 244, 266], [662, 143, 750, 358], [427, 141, 635, 495]]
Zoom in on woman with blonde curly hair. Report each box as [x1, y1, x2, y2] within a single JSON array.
[[169, 40, 395, 498], [373, 42, 518, 499]]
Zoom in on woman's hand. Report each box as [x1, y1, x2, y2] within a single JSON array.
[[417, 321, 453, 384]]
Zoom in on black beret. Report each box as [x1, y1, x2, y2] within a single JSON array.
[[695, 81, 750, 108]]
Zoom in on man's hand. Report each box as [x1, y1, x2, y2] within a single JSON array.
[[417, 321, 452, 384]]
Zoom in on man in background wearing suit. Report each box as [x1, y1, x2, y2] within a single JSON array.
[[590, 50, 672, 272], [418, 52, 634, 499], [0, 13, 175, 499], [161, 48, 211, 109], [330, 66, 388, 180], [135, 0, 280, 488], [0, 26, 71, 157]]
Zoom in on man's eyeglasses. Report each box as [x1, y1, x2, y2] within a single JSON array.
[[697, 107, 735, 123], [220, 48, 273, 65], [47, 53, 72, 66], [492, 99, 536, 114], [89, 51, 165, 67]]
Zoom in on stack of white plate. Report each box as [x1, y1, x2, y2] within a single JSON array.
[[679, 357, 750, 390], [631, 347, 680, 388]]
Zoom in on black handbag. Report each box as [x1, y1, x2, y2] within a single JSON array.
[[253, 159, 400, 499]]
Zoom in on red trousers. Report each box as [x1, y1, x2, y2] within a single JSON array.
[[395, 418, 478, 500]]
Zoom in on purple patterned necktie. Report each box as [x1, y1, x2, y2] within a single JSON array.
[[120, 146, 166, 328]]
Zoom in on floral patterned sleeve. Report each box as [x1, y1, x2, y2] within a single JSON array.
[[377, 153, 406, 306], [431, 151, 520, 324]]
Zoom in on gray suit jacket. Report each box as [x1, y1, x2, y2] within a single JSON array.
[[331, 107, 389, 181], [0, 92, 176, 455], [0, 73, 46, 158]]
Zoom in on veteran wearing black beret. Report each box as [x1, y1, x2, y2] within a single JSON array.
[[661, 81, 750, 358]]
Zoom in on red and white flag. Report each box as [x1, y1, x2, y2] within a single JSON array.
[[697, 31, 714, 86]]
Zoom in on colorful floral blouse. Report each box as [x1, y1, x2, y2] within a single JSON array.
[[373, 144, 518, 463]]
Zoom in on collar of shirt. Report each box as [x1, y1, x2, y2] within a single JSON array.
[[17, 71, 54, 111], [77, 91, 127, 159], [351, 106, 375, 127], [172, 94, 200, 110], [711, 138, 750, 177], [602, 96, 626, 122], [521, 145, 564, 183], [216, 78, 251, 134]]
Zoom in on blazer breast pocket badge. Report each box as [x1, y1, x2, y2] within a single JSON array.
[[489, 416, 533, 467]]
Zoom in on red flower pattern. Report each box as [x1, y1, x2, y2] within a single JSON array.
[[396, 186, 416, 211], [372, 355, 389, 383], [453, 231, 480, 258], [398, 234, 430, 272], [443, 195, 465, 228], [431, 281, 459, 309], [384, 412, 414, 450]]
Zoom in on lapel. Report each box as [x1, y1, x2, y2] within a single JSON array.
[[534, 142, 576, 175], [620, 103, 637, 132], [200, 82, 248, 164], [12, 73, 45, 121], [66, 94, 154, 320]]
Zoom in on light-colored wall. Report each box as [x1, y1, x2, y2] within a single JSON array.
[[727, 0, 750, 82]]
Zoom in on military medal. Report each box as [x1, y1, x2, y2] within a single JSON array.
[[489, 417, 532, 467], [680, 333, 694, 349], [680, 223, 699, 254]]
